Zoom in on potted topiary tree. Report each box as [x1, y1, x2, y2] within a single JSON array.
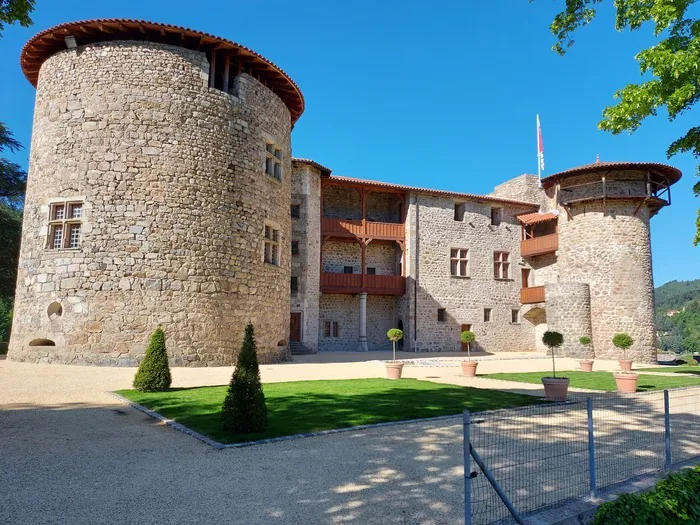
[[541, 331, 569, 401], [612, 332, 638, 393], [460, 330, 478, 377], [386, 328, 404, 380], [579, 336, 594, 372]]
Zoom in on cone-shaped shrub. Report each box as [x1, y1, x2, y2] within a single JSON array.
[[133, 326, 172, 392], [221, 323, 267, 434]]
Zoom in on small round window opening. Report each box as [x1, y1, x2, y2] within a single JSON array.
[[47, 301, 63, 321]]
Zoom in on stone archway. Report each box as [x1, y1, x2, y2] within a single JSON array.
[[523, 307, 547, 352]]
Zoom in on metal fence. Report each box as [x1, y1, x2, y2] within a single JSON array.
[[463, 387, 700, 525]]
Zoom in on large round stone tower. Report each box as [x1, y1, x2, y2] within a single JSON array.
[[542, 162, 682, 363], [9, 19, 305, 365]]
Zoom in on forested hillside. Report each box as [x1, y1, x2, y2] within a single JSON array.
[[655, 279, 700, 354]]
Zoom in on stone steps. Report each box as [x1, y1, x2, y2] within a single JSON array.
[[289, 342, 315, 356]]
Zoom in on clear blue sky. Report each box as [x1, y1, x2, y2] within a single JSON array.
[[1, 0, 698, 285]]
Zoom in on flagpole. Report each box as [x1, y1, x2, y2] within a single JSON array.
[[536, 114, 542, 187]]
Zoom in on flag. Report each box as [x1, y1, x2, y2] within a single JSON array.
[[537, 114, 545, 172]]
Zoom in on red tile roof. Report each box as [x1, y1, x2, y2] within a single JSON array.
[[542, 161, 681, 188], [327, 176, 539, 208], [516, 211, 559, 225], [292, 158, 332, 175], [20, 19, 305, 123]]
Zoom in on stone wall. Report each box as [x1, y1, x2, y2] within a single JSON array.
[[290, 162, 321, 351], [9, 41, 292, 366], [491, 174, 552, 210], [545, 282, 593, 358], [556, 192, 657, 362], [323, 186, 361, 220], [405, 192, 537, 353], [318, 293, 397, 351], [322, 241, 362, 273]]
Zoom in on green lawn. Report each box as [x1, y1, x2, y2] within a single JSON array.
[[636, 365, 700, 375], [484, 371, 700, 391], [117, 378, 542, 444]]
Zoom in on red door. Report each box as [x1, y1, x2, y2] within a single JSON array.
[[290, 313, 302, 342]]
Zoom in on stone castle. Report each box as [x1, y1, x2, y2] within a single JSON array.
[[8, 19, 682, 366]]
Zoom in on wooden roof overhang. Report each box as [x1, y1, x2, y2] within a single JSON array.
[[516, 211, 558, 225], [20, 18, 305, 123], [541, 162, 682, 190]]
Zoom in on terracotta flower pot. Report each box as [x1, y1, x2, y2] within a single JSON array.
[[580, 360, 594, 372], [619, 359, 633, 373], [541, 377, 570, 401], [385, 362, 404, 380], [614, 372, 639, 393], [461, 361, 478, 377]]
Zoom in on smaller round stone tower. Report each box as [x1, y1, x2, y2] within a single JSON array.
[[545, 282, 593, 358], [542, 162, 682, 363]]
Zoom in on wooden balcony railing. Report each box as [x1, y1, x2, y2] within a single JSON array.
[[320, 272, 405, 295], [521, 233, 558, 257], [520, 286, 545, 304], [321, 218, 404, 240]]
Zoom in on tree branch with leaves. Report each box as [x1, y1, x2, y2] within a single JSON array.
[[547, 0, 700, 245]]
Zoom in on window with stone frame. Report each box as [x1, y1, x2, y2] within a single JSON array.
[[290, 276, 299, 294], [366, 267, 376, 275], [511, 308, 520, 324], [324, 321, 340, 338], [454, 202, 466, 221], [343, 266, 354, 274], [490, 206, 503, 226], [291, 240, 300, 256], [484, 308, 492, 322], [493, 251, 510, 280], [264, 224, 280, 265], [437, 308, 446, 322], [47, 200, 84, 250], [290, 204, 301, 218], [450, 248, 469, 277], [264, 141, 282, 181]]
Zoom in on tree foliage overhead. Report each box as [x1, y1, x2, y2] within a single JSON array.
[[548, 0, 700, 245], [0, 0, 34, 35]]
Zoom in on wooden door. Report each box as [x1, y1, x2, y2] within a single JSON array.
[[290, 313, 302, 342], [521, 269, 531, 288], [461, 323, 472, 351]]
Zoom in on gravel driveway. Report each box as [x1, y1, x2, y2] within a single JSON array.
[[0, 359, 465, 525]]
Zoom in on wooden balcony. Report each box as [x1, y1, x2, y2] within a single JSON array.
[[321, 218, 404, 240], [320, 272, 405, 295], [521, 233, 558, 257], [521, 286, 545, 304]]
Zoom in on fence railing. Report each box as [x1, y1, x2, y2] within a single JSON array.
[[464, 387, 700, 525]]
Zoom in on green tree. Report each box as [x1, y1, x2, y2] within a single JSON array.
[[387, 328, 403, 361], [542, 331, 564, 378], [547, 1, 700, 244], [221, 323, 267, 434], [0, 0, 35, 35], [133, 327, 172, 392], [461, 330, 476, 361], [0, 296, 13, 343]]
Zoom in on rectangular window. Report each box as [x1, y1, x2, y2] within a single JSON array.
[[291, 240, 300, 256], [264, 224, 280, 265], [437, 308, 446, 322], [490, 207, 502, 226], [290, 204, 301, 218], [324, 321, 339, 338], [343, 266, 353, 274], [47, 200, 84, 250], [68, 224, 81, 249], [450, 248, 469, 277], [366, 267, 376, 275], [265, 142, 282, 181], [454, 202, 465, 222], [484, 308, 492, 322], [290, 276, 298, 293], [494, 251, 510, 280], [511, 309, 520, 324]]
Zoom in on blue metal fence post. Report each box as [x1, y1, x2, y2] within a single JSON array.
[[464, 410, 471, 525], [664, 390, 671, 470], [587, 397, 597, 497]]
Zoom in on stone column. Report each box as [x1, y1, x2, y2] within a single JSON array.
[[358, 293, 369, 351]]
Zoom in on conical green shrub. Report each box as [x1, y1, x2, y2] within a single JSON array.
[[133, 326, 172, 392], [221, 323, 267, 434]]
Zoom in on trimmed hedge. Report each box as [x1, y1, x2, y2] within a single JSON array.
[[593, 466, 700, 525], [133, 327, 172, 392]]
